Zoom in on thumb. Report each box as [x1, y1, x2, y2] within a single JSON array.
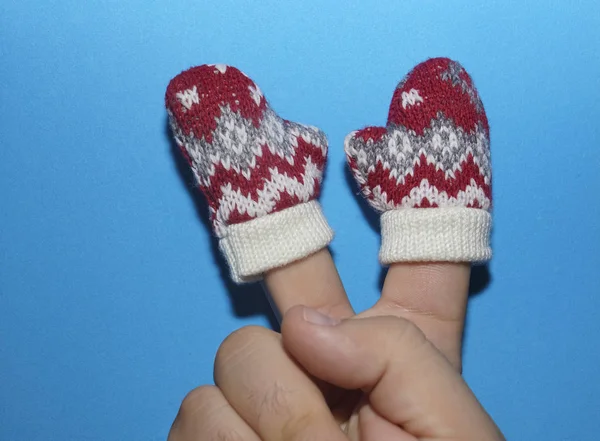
[[281, 306, 504, 441]]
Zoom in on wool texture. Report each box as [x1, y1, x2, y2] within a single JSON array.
[[166, 64, 332, 282], [345, 57, 492, 263]]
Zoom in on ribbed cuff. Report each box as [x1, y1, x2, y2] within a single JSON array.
[[379, 207, 492, 264], [219, 200, 334, 283]]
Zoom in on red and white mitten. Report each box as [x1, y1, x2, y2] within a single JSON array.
[[345, 58, 492, 263], [166, 65, 332, 282]]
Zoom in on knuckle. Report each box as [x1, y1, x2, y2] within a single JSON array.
[[215, 326, 273, 369], [253, 381, 322, 441], [279, 409, 320, 441], [173, 387, 246, 441], [256, 380, 293, 419], [178, 385, 220, 419], [213, 428, 245, 441]]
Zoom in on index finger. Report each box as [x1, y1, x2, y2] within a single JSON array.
[[165, 64, 353, 320], [265, 248, 354, 321]]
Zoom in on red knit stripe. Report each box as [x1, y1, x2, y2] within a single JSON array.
[[355, 126, 388, 142], [202, 136, 325, 225], [363, 152, 491, 206]]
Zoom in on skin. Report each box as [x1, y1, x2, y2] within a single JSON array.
[[167, 249, 504, 440]]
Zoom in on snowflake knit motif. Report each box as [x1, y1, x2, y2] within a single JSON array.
[[165, 64, 333, 282], [345, 58, 493, 263]]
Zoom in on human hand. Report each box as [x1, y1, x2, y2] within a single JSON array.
[[168, 306, 504, 440], [166, 57, 498, 440]]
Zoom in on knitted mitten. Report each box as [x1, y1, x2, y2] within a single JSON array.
[[166, 64, 332, 282], [345, 58, 492, 263]]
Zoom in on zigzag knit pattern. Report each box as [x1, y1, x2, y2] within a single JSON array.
[[345, 58, 492, 262], [345, 57, 491, 211], [166, 64, 332, 281], [166, 64, 328, 238]]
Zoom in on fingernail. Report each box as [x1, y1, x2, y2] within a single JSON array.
[[302, 307, 340, 326]]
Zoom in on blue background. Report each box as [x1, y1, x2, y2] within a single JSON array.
[[1, 0, 599, 439]]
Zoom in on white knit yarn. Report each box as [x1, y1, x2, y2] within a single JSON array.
[[219, 200, 334, 282], [379, 207, 492, 264]]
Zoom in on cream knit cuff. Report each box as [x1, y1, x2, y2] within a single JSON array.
[[379, 207, 492, 264], [219, 200, 334, 283]]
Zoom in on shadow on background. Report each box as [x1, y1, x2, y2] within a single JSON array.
[[165, 120, 279, 330], [468, 264, 491, 296], [167, 123, 492, 333]]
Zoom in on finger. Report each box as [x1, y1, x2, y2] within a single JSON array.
[[370, 262, 470, 370], [168, 385, 260, 441], [166, 65, 352, 319], [282, 307, 504, 440], [265, 248, 354, 319], [344, 58, 493, 372], [264, 250, 358, 428], [214, 325, 347, 441]]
